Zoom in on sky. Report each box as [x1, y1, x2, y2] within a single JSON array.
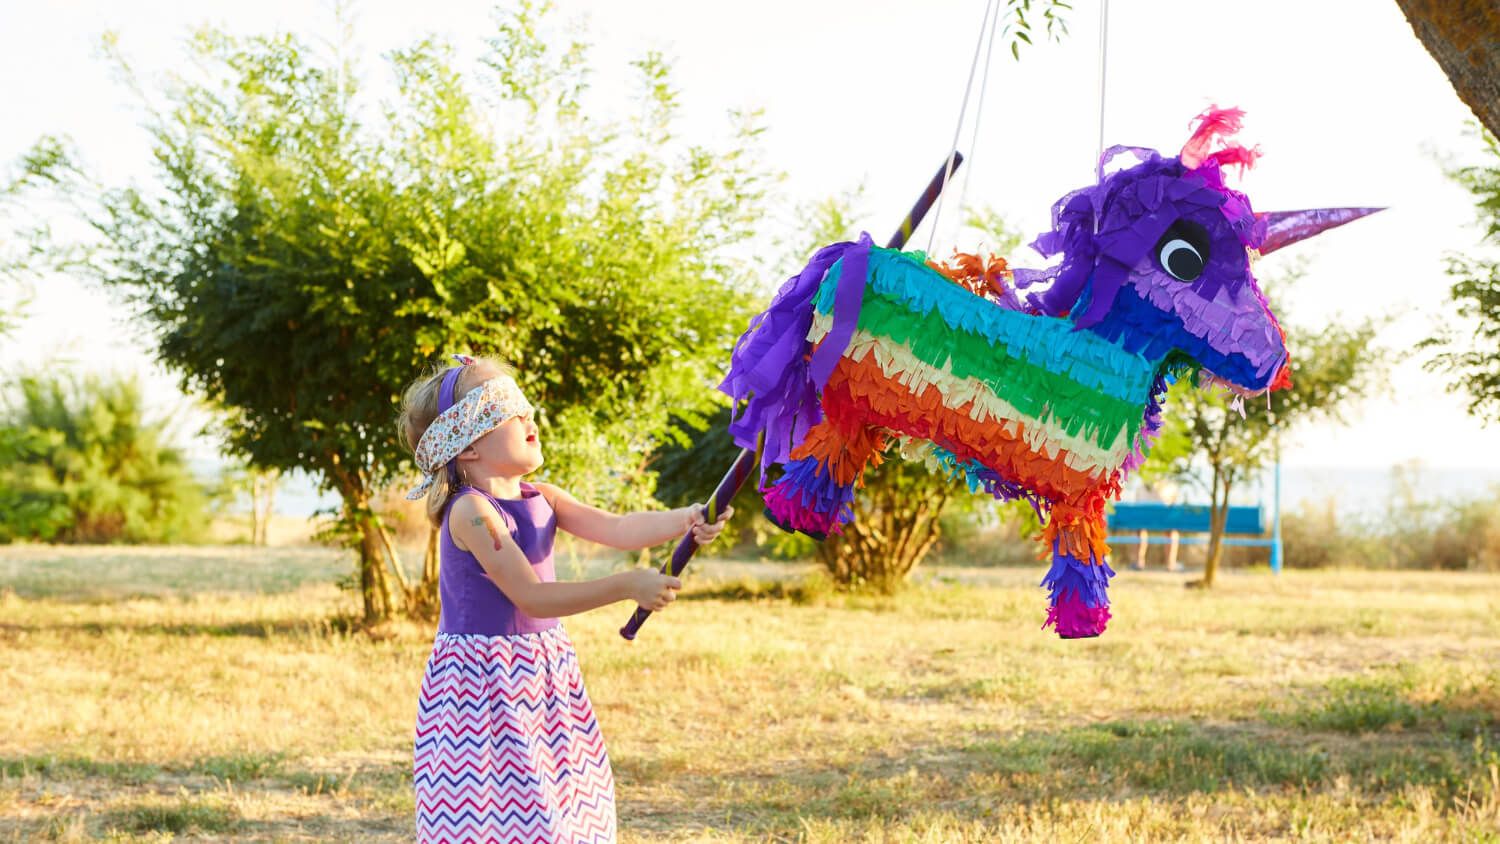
[[2, 0, 1497, 484]]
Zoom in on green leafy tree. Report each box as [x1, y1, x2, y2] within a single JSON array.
[[84, 3, 773, 620], [1422, 127, 1500, 423], [1, 137, 75, 337], [1148, 264, 1388, 588], [0, 372, 209, 544]]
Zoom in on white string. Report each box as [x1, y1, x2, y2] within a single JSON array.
[[954, 0, 1002, 250], [1095, 0, 1111, 184], [927, 0, 998, 256]]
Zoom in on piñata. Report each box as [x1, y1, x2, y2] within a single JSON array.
[[720, 108, 1379, 638]]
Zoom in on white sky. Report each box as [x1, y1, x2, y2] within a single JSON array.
[[2, 0, 1496, 471]]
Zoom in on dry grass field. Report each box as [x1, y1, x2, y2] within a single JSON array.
[[1, 544, 1497, 841]]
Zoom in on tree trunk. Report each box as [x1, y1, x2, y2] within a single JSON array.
[[371, 510, 412, 596], [412, 523, 442, 619], [336, 482, 401, 623], [815, 476, 949, 593], [260, 471, 276, 546], [248, 474, 262, 546], [1201, 474, 1233, 588], [1394, 0, 1500, 139], [358, 522, 397, 622]]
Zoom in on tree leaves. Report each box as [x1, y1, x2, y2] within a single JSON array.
[[0, 372, 210, 543], [86, 4, 774, 536], [1421, 126, 1500, 424]]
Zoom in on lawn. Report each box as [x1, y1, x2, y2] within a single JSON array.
[[1, 545, 1497, 841]]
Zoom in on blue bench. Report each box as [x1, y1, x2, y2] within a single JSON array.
[[1106, 502, 1283, 572]]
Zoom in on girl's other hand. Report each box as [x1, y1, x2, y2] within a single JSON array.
[[627, 569, 681, 611], [685, 504, 733, 546]]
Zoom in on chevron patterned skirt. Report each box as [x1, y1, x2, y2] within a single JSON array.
[[414, 626, 616, 843]]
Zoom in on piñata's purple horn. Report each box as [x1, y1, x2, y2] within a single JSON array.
[[1256, 207, 1384, 255]]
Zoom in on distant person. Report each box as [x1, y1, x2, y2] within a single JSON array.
[[1132, 479, 1184, 572], [398, 354, 731, 843]]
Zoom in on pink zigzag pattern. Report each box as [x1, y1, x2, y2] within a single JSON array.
[[414, 628, 616, 843]]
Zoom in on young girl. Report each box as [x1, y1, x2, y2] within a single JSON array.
[[399, 354, 730, 843]]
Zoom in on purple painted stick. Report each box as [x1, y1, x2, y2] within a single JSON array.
[[887, 150, 963, 249], [619, 150, 966, 640], [618, 446, 757, 640]]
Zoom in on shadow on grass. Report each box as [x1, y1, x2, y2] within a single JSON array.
[[678, 577, 827, 604], [2, 751, 286, 785], [2, 751, 412, 840], [101, 795, 243, 837], [1266, 670, 1500, 738], [0, 614, 373, 640], [619, 717, 1500, 833], [7, 716, 1499, 840]]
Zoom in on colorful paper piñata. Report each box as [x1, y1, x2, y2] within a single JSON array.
[[720, 109, 1379, 638]]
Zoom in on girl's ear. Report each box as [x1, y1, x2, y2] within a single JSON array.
[[455, 445, 481, 463]]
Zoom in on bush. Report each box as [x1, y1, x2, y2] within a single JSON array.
[[0, 372, 210, 543], [932, 499, 1042, 568], [1281, 487, 1500, 572]]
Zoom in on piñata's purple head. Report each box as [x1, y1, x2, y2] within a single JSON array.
[[1016, 108, 1376, 397]]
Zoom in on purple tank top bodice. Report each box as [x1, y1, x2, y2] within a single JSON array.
[[438, 483, 560, 636]]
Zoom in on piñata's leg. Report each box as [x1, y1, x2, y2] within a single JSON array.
[[1040, 509, 1116, 638], [761, 419, 885, 541]]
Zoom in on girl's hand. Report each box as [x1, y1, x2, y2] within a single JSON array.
[[627, 569, 681, 611], [684, 504, 734, 546]]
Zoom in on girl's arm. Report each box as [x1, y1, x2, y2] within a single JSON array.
[[533, 482, 731, 551], [449, 494, 680, 618]]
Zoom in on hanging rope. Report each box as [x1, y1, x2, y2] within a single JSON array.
[[953, 0, 1002, 249], [927, 0, 999, 256], [1095, 0, 1111, 184]]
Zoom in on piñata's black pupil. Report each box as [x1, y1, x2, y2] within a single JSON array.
[[1155, 219, 1211, 282], [1163, 240, 1203, 279]]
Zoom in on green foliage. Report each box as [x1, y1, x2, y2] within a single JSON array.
[[0, 371, 210, 543], [817, 455, 956, 592], [998, 0, 1073, 61], [84, 3, 775, 616], [1422, 126, 1500, 423], [650, 405, 766, 553], [1146, 262, 1389, 586], [0, 136, 76, 337]]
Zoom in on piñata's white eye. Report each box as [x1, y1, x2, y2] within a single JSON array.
[[1155, 220, 1211, 282]]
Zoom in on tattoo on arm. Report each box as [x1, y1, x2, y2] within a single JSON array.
[[467, 513, 506, 551], [483, 517, 505, 551]]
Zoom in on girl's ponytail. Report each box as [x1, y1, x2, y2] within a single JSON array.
[[398, 370, 459, 527]]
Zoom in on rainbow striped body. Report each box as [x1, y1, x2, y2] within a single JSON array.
[[749, 243, 1159, 638], [804, 247, 1159, 503]]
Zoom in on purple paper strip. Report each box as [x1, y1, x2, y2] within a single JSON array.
[[808, 233, 873, 388]]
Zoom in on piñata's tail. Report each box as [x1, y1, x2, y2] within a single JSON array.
[[1039, 509, 1115, 638]]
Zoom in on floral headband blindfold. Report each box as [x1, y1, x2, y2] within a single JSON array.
[[406, 362, 535, 500]]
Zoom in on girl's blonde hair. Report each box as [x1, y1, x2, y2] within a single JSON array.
[[397, 356, 517, 526]]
